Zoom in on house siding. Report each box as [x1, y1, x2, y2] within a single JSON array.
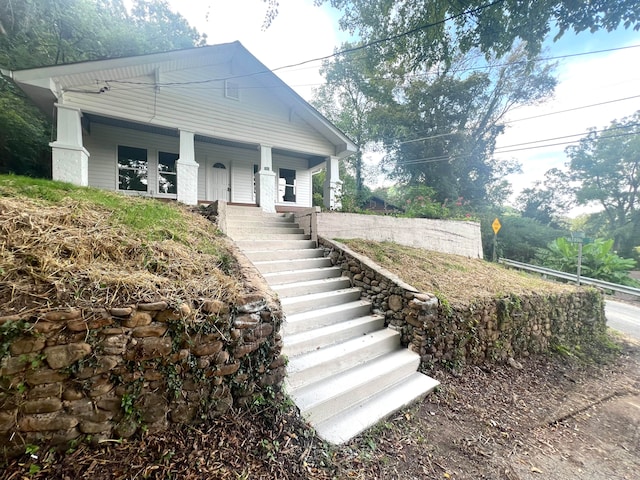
[[85, 123, 180, 197], [84, 123, 313, 208], [63, 62, 337, 158]]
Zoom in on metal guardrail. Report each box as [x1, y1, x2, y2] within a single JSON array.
[[499, 258, 640, 298]]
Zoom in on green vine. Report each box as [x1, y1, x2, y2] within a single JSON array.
[[0, 319, 31, 361]]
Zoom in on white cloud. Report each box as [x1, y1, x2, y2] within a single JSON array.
[[500, 40, 640, 209]]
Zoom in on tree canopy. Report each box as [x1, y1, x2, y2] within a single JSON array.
[[0, 0, 205, 176], [565, 111, 640, 257], [267, 1, 639, 66]]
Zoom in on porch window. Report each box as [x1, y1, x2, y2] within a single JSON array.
[[278, 168, 296, 202], [118, 146, 148, 192], [158, 152, 178, 194]]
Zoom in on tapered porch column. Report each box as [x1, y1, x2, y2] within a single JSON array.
[[176, 130, 199, 205], [50, 103, 90, 186], [255, 144, 276, 213], [323, 156, 342, 210]]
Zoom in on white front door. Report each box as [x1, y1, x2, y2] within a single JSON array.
[[210, 162, 229, 201]]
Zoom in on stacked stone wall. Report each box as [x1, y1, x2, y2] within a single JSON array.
[[0, 291, 285, 459], [320, 238, 606, 369]]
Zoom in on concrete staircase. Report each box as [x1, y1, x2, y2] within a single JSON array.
[[226, 205, 439, 444]]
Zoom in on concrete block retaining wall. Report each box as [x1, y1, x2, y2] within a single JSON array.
[[320, 238, 606, 369], [0, 255, 285, 459], [317, 212, 483, 259]]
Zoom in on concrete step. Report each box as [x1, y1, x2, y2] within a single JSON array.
[[283, 314, 385, 357], [244, 248, 325, 262], [313, 373, 440, 444], [280, 287, 362, 315], [226, 213, 295, 222], [283, 300, 373, 336], [226, 219, 298, 229], [226, 205, 288, 215], [290, 349, 421, 424], [262, 266, 342, 285], [286, 328, 400, 390], [254, 257, 333, 274], [272, 276, 352, 298], [235, 239, 317, 250], [230, 232, 311, 241], [227, 226, 305, 236]]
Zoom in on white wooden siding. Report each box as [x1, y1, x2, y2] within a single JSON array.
[[63, 62, 337, 157], [85, 123, 179, 197]]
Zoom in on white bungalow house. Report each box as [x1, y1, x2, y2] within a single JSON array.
[[7, 42, 356, 211]]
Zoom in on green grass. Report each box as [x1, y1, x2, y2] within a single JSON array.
[[0, 174, 190, 243]]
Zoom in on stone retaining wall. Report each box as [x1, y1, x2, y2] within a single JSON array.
[[320, 238, 606, 369], [0, 248, 285, 460]]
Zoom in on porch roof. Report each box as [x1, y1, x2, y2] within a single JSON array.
[[9, 42, 357, 159]]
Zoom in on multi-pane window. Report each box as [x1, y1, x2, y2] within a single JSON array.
[[158, 152, 178, 194], [118, 146, 148, 192], [278, 168, 296, 202]]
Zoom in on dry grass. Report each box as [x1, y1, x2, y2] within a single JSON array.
[[0, 185, 242, 314], [340, 239, 579, 305]]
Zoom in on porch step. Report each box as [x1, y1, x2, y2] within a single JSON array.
[[225, 205, 440, 446], [272, 276, 351, 298], [280, 287, 363, 315], [283, 300, 373, 336], [262, 266, 342, 285], [244, 248, 325, 262], [235, 239, 317, 250], [313, 373, 440, 444], [253, 257, 333, 273], [283, 314, 384, 357], [290, 349, 421, 424], [226, 220, 298, 229], [286, 328, 400, 390], [225, 205, 284, 215], [227, 226, 305, 237], [231, 232, 310, 240]]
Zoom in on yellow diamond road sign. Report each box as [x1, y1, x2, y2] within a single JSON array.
[[492, 218, 501, 235]]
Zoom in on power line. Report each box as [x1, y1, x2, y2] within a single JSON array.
[[394, 128, 640, 167], [506, 94, 640, 123], [387, 95, 640, 147], [104, 0, 508, 88]]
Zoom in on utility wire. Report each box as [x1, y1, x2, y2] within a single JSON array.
[[506, 94, 640, 123], [105, 0, 507, 87], [391, 94, 640, 146], [394, 130, 640, 166]]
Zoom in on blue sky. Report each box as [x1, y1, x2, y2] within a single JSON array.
[[168, 0, 640, 213]]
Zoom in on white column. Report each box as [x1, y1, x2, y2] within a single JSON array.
[[255, 144, 276, 213], [323, 156, 342, 210], [50, 104, 89, 186], [176, 130, 199, 205]]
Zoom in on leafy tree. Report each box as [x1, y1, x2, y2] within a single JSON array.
[[536, 237, 639, 286], [479, 211, 566, 262], [516, 168, 574, 227], [0, 0, 206, 177], [370, 44, 554, 208], [282, 1, 640, 66], [564, 111, 640, 257], [313, 44, 385, 205], [312, 163, 370, 212]]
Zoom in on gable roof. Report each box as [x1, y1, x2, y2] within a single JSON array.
[[8, 42, 357, 158]]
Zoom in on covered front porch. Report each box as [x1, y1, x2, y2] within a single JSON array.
[[52, 105, 343, 211]]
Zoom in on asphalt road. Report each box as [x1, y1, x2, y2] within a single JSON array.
[[605, 300, 640, 340]]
